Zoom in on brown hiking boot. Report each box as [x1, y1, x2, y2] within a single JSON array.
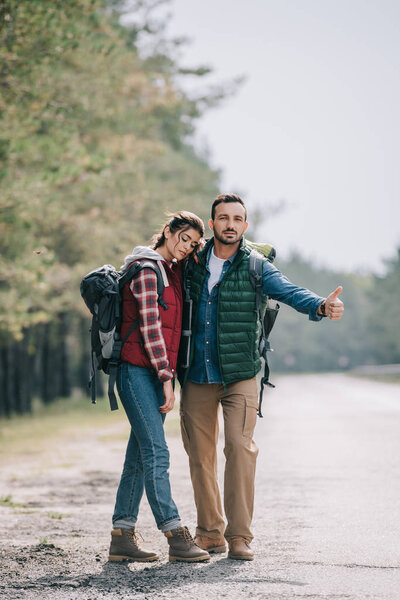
[[195, 534, 226, 553], [108, 527, 159, 562], [228, 537, 254, 561], [165, 526, 210, 562]]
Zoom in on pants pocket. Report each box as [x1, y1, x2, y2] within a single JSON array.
[[180, 413, 191, 450], [243, 395, 258, 438]]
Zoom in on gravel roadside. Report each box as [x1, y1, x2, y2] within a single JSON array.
[[0, 404, 272, 600], [1, 374, 400, 600]]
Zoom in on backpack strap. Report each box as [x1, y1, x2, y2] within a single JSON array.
[[249, 250, 266, 343], [183, 256, 194, 302], [105, 321, 139, 411], [89, 346, 97, 404], [178, 258, 195, 371], [249, 249, 277, 418], [106, 260, 168, 411], [120, 260, 168, 309]]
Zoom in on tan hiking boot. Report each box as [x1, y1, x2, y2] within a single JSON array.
[[165, 526, 210, 562], [108, 527, 159, 562], [195, 534, 226, 553], [228, 536, 254, 561]]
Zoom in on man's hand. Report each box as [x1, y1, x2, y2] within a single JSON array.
[[159, 380, 175, 413], [319, 286, 344, 320]]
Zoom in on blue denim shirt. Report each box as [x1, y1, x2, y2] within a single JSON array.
[[188, 245, 324, 384]]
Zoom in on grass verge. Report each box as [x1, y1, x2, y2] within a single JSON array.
[[0, 494, 27, 508], [0, 390, 181, 462]]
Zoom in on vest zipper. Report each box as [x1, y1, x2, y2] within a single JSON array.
[[215, 282, 224, 388], [216, 251, 246, 388]]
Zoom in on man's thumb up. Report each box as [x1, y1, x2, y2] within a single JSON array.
[[323, 286, 344, 320], [329, 285, 343, 300]]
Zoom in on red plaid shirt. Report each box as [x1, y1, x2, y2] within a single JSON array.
[[130, 265, 174, 382]]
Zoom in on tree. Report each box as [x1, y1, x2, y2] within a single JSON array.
[[0, 0, 222, 413], [267, 254, 374, 373], [369, 248, 400, 364]]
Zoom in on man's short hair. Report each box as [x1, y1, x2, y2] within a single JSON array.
[[211, 193, 247, 221]]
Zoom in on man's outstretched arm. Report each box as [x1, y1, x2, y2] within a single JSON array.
[[262, 261, 344, 322]]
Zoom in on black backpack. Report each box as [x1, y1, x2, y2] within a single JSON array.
[[248, 248, 280, 417], [80, 261, 166, 410]]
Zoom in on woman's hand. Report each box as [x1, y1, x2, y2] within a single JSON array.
[[159, 380, 175, 413]]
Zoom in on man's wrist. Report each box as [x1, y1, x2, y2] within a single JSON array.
[[318, 301, 326, 316]]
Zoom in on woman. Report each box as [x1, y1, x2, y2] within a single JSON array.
[[108, 211, 208, 563]]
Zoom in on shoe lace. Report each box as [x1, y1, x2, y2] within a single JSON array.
[[127, 529, 144, 546], [178, 526, 195, 544]]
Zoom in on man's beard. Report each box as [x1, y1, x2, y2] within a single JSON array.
[[213, 229, 242, 245]]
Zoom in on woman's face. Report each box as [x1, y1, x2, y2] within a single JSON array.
[[163, 226, 202, 262]]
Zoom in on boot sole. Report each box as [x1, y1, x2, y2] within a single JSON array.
[[227, 553, 254, 561], [108, 554, 159, 562], [169, 554, 210, 562]]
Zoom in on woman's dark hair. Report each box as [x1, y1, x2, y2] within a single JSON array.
[[152, 211, 205, 251], [211, 193, 247, 221]]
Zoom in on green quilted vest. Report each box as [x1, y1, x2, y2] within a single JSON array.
[[186, 237, 268, 385]]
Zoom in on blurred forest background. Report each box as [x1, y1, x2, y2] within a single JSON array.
[[0, 0, 399, 417]]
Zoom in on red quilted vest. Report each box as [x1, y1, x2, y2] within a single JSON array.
[[120, 260, 183, 375]]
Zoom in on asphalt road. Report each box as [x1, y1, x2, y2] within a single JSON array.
[[1, 373, 399, 600], [248, 373, 400, 599]]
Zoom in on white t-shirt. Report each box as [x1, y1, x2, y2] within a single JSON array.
[[208, 247, 226, 293]]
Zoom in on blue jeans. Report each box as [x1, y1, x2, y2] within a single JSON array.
[[112, 363, 181, 531]]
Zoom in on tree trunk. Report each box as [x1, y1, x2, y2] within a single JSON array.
[[0, 347, 7, 417], [14, 339, 32, 414], [0, 312, 97, 416], [59, 314, 71, 398]]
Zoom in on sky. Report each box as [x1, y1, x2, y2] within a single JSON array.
[[143, 0, 400, 273]]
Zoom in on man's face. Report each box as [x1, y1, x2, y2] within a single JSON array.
[[210, 202, 248, 245]]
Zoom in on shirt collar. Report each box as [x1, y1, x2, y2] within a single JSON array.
[[206, 245, 238, 266]]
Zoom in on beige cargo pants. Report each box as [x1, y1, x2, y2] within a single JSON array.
[[180, 378, 259, 542]]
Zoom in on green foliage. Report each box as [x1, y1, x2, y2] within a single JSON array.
[[0, 0, 219, 341], [0, 0, 398, 402], [0, 494, 27, 508], [368, 249, 400, 364], [268, 254, 376, 373]]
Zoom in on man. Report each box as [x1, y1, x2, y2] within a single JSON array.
[[179, 193, 344, 560]]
